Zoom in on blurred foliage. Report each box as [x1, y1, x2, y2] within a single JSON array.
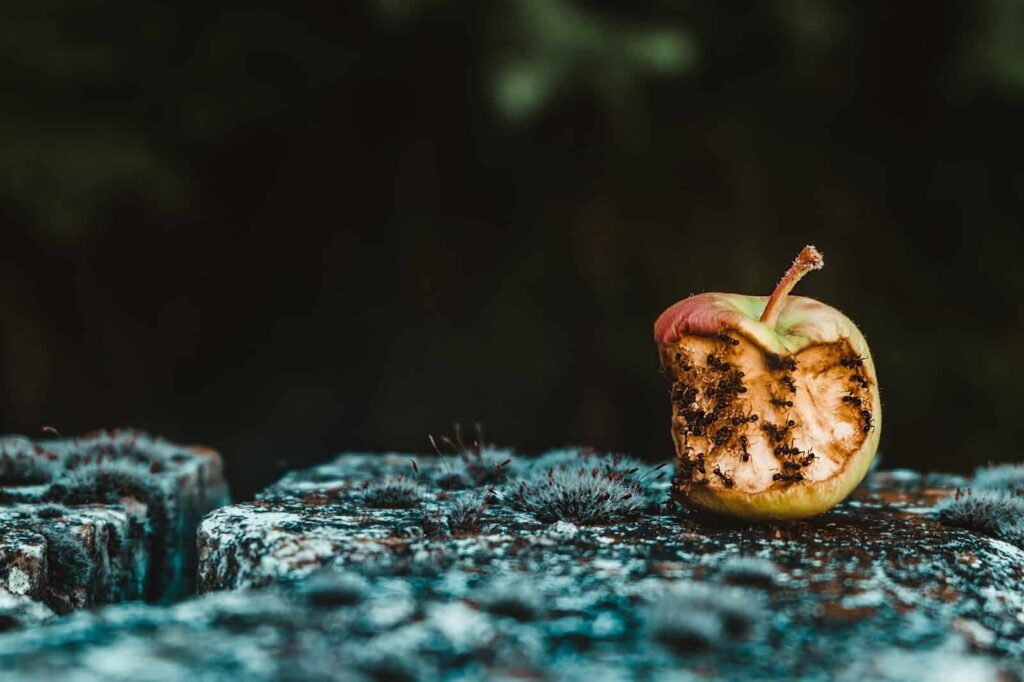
[[489, 0, 694, 121], [961, 0, 1024, 91], [1, 0, 1024, 498]]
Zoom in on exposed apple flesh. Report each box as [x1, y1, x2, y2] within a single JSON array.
[[654, 246, 881, 520]]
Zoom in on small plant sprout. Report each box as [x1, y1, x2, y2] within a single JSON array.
[[429, 423, 514, 489], [504, 451, 652, 525], [445, 490, 496, 535], [421, 490, 496, 538]]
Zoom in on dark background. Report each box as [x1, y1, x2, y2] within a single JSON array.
[[2, 1, 1022, 499]]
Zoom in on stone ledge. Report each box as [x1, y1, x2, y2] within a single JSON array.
[[185, 451, 1024, 680], [0, 431, 229, 621]]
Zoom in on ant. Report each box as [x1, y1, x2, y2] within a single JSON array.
[[712, 465, 735, 488], [860, 409, 874, 432], [842, 395, 862, 406], [767, 354, 798, 372], [731, 412, 759, 426], [713, 426, 733, 446], [717, 334, 740, 347], [672, 383, 698, 405], [739, 435, 751, 462], [707, 354, 731, 371], [770, 396, 794, 408], [674, 352, 692, 372], [762, 421, 789, 442], [781, 376, 797, 393], [840, 355, 864, 369], [800, 452, 817, 466], [772, 472, 804, 483], [850, 374, 869, 388]]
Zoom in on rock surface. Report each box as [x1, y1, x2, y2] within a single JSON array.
[[2, 449, 1023, 680], [196, 452, 1024, 679], [0, 431, 229, 623]]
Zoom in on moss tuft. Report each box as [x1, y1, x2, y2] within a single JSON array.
[[362, 476, 421, 509], [937, 489, 1024, 546], [972, 464, 1024, 494], [45, 460, 173, 601], [503, 450, 651, 525]]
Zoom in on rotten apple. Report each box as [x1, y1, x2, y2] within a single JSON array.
[[654, 246, 880, 520]]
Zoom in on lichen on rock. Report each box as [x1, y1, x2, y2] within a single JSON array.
[[189, 453, 1024, 679], [0, 430, 229, 623]]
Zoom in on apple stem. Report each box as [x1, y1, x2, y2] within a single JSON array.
[[759, 245, 825, 326]]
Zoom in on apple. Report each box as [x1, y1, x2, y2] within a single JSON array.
[[653, 246, 880, 520]]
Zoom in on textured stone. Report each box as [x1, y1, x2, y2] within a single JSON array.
[[3, 450, 1024, 680], [189, 451, 1024, 679], [0, 431, 229, 618]]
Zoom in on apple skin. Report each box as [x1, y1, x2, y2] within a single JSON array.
[[655, 292, 881, 520]]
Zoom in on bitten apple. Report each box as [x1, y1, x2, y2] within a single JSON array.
[[654, 246, 880, 520]]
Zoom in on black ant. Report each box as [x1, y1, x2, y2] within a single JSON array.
[[800, 452, 816, 466], [762, 421, 790, 442], [860, 409, 874, 432], [674, 352, 692, 372], [840, 355, 864, 369], [781, 376, 797, 393], [707, 354, 731, 371], [717, 334, 740, 347], [767, 354, 798, 372], [672, 383, 698, 405], [842, 395, 862, 406], [770, 396, 794, 408], [772, 472, 804, 483], [713, 426, 733, 446], [712, 465, 735, 488], [850, 375, 869, 388], [739, 435, 751, 462]]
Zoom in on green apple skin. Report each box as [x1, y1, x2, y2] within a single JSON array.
[[655, 292, 881, 521]]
